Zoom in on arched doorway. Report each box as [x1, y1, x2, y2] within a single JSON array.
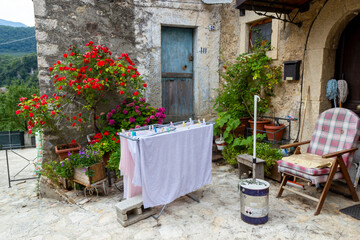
[[335, 14, 360, 116]]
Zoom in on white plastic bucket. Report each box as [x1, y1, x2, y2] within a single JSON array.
[[215, 138, 226, 150], [239, 179, 270, 224]]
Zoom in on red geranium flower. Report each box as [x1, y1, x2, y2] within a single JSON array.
[[104, 131, 109, 136], [134, 91, 139, 96]]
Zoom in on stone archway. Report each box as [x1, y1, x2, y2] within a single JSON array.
[[301, 0, 360, 140]]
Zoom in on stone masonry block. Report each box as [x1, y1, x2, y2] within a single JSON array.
[[115, 194, 157, 227]]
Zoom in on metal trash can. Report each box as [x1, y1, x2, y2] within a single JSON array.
[[239, 179, 270, 225]]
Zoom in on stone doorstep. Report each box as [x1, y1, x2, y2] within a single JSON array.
[[115, 194, 157, 227]]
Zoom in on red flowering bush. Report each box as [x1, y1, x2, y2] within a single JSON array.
[[15, 93, 69, 142], [103, 97, 166, 130], [49, 41, 147, 131], [88, 129, 120, 155], [16, 41, 149, 139]]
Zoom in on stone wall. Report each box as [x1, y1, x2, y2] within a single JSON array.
[[133, 0, 221, 118], [33, 0, 137, 160], [33, 0, 225, 160], [226, 0, 360, 143]]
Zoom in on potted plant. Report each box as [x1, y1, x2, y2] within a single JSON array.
[[264, 123, 286, 142], [88, 129, 120, 166], [215, 43, 282, 137], [69, 147, 106, 187]]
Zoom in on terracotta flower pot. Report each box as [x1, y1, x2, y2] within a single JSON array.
[[55, 142, 81, 161], [264, 124, 285, 141], [234, 124, 246, 137], [240, 117, 251, 128], [249, 119, 271, 134]]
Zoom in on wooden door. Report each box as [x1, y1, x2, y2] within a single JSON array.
[[335, 14, 360, 115], [161, 27, 194, 122]]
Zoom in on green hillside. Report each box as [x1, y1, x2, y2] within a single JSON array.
[[0, 25, 36, 56], [0, 54, 38, 88]]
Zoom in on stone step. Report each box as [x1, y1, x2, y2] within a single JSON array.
[[115, 194, 156, 227]]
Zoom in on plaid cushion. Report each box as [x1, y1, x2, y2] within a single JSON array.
[[277, 160, 333, 175], [307, 108, 360, 169], [278, 165, 343, 185]]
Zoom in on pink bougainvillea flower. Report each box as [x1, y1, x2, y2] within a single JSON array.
[[135, 125, 140, 128], [109, 119, 115, 125], [123, 110, 128, 114], [129, 117, 136, 123], [150, 115, 155, 120]]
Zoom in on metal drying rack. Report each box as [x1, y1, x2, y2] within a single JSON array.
[[117, 120, 212, 220]]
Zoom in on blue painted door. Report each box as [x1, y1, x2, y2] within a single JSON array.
[[161, 27, 194, 121]]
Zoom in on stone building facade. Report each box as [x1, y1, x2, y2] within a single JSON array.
[[33, 0, 360, 159]]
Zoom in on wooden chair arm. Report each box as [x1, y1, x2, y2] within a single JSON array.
[[280, 140, 311, 149], [322, 147, 358, 158]]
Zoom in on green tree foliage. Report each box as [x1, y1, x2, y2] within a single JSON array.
[[0, 26, 36, 56], [0, 82, 39, 131], [0, 53, 38, 87]]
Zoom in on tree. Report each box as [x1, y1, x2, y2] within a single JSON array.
[[0, 82, 39, 131]]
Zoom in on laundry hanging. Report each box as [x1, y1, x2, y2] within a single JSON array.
[[326, 79, 338, 107]]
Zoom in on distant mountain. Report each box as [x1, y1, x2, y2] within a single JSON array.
[[0, 25, 36, 56], [0, 19, 28, 28]]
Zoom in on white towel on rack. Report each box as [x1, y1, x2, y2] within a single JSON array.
[[128, 124, 213, 208]]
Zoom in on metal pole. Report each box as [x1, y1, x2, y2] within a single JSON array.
[[6, 149, 11, 188], [253, 95, 260, 182]]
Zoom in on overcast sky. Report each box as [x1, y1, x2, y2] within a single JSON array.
[[0, 0, 35, 26]]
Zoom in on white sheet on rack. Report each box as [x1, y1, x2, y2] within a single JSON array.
[[119, 137, 142, 199], [129, 124, 213, 208]]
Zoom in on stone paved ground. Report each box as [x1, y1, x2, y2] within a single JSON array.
[[1, 148, 360, 240]]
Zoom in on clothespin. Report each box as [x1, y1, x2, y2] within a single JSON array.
[[182, 121, 185, 127]]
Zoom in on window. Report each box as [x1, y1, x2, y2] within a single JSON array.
[[249, 19, 272, 51]]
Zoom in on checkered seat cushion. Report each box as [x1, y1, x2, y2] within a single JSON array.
[[278, 108, 360, 184]]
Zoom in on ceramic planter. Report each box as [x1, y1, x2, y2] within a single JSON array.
[[264, 124, 285, 141], [55, 142, 81, 161]]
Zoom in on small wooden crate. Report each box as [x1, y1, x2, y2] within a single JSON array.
[[73, 162, 106, 187]]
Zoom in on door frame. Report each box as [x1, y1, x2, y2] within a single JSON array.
[[160, 25, 197, 121]]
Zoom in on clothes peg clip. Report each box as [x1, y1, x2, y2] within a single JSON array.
[[170, 121, 174, 127], [154, 127, 157, 133], [182, 121, 185, 127], [198, 119, 201, 124], [203, 118, 206, 123]]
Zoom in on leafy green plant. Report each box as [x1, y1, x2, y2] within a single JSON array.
[[214, 112, 241, 146], [41, 161, 60, 185], [223, 134, 282, 176], [67, 147, 103, 177], [54, 159, 74, 179], [107, 147, 121, 177], [214, 44, 282, 119]]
